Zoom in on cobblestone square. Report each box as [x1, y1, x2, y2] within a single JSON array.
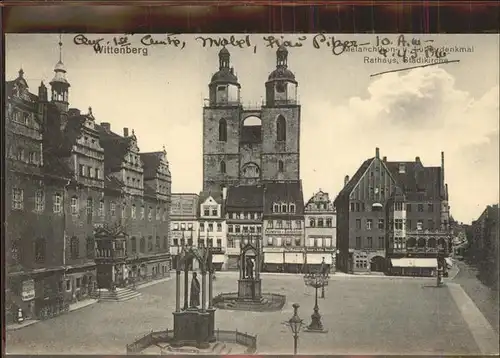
[[5, 273, 484, 355]]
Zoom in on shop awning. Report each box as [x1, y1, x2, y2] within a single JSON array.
[[212, 254, 225, 263], [285, 252, 304, 264], [391, 258, 437, 268], [265, 252, 283, 264], [306, 253, 331, 264]]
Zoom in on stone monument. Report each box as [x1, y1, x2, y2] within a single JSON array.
[[238, 234, 262, 302], [172, 244, 215, 348]]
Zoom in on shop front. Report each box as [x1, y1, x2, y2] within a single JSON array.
[[305, 251, 332, 273], [284, 250, 305, 273], [263, 250, 284, 272], [389, 257, 438, 277], [5, 276, 37, 323]]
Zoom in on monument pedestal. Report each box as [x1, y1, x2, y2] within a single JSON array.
[[238, 278, 262, 301], [172, 308, 214, 348]]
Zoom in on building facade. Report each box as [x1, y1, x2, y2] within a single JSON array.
[[170, 193, 200, 269], [304, 190, 337, 272], [5, 39, 173, 323], [5, 69, 68, 323], [335, 148, 451, 276], [202, 46, 300, 193], [466, 204, 499, 288], [225, 185, 264, 270], [197, 190, 227, 270], [262, 182, 305, 273]]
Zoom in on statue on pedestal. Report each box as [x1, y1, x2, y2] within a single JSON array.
[[245, 256, 254, 279], [189, 272, 200, 308]]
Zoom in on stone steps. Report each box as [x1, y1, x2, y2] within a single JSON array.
[[98, 288, 141, 302]]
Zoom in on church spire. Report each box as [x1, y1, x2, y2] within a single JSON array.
[[50, 33, 70, 112]]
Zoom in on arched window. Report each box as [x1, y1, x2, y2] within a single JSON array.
[[278, 160, 284, 172], [220, 160, 226, 174], [219, 118, 227, 142], [276, 115, 286, 141]]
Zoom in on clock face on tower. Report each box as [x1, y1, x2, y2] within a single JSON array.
[[276, 81, 286, 93]]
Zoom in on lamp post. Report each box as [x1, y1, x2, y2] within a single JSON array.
[[303, 271, 329, 332], [288, 303, 303, 354]]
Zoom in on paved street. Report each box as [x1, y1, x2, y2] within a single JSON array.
[[452, 260, 499, 334], [5, 272, 494, 355]]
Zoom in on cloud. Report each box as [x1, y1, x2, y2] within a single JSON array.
[[302, 66, 499, 222]]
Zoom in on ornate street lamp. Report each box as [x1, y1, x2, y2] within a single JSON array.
[[288, 303, 303, 354], [303, 271, 329, 333]]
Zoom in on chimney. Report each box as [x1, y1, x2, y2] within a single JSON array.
[[230, 67, 234, 74], [38, 82, 47, 102], [101, 122, 111, 132], [344, 175, 350, 187], [415, 156, 421, 163], [123, 127, 129, 137], [68, 108, 81, 117], [375, 147, 380, 159], [383, 156, 387, 162]]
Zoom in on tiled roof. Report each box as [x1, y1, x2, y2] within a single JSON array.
[[386, 161, 443, 200], [334, 158, 374, 205], [97, 125, 131, 173], [199, 190, 223, 205], [226, 185, 264, 210], [140, 152, 162, 180], [144, 183, 156, 198], [263, 182, 304, 214], [104, 176, 123, 193]]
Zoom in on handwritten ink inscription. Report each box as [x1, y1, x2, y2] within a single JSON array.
[[141, 34, 186, 49], [312, 34, 370, 55], [262, 35, 307, 49]]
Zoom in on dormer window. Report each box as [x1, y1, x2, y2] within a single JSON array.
[[273, 203, 279, 213], [398, 164, 406, 173], [290, 204, 295, 213], [281, 204, 287, 212]]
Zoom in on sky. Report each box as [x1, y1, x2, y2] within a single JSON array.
[[6, 33, 499, 224]]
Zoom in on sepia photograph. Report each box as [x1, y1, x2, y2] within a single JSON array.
[[4, 32, 499, 355]]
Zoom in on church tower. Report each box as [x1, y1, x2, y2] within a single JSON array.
[[49, 34, 70, 113], [260, 45, 300, 182], [202, 47, 242, 192]]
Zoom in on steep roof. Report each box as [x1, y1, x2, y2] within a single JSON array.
[[385, 161, 443, 200], [334, 158, 374, 205], [97, 125, 132, 173], [104, 176, 123, 193], [226, 185, 264, 210], [263, 181, 304, 215], [140, 152, 162, 180]]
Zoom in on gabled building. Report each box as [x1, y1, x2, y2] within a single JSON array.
[[262, 182, 305, 273], [335, 147, 450, 276], [197, 190, 227, 270], [170, 193, 199, 269], [97, 124, 171, 287], [304, 190, 337, 272], [225, 185, 264, 270], [5, 69, 69, 323]]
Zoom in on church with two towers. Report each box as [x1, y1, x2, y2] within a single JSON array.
[[201, 46, 306, 271]]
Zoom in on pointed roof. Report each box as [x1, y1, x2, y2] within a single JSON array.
[[263, 181, 304, 215], [226, 185, 264, 210], [334, 158, 375, 205], [97, 124, 137, 173]]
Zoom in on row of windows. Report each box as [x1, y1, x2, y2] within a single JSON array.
[[172, 223, 194, 230], [392, 219, 437, 231], [11, 188, 167, 221], [306, 238, 334, 247], [218, 160, 286, 174], [217, 116, 287, 142], [267, 220, 301, 229], [306, 202, 332, 211], [227, 212, 262, 220], [172, 238, 222, 247], [199, 222, 223, 232], [9, 147, 41, 165], [350, 202, 435, 213], [11, 110, 33, 125], [391, 236, 447, 249], [128, 236, 169, 253], [228, 225, 262, 233], [202, 206, 219, 217], [354, 236, 385, 250], [355, 218, 385, 230], [9, 237, 95, 264], [266, 236, 302, 247], [272, 203, 295, 213], [79, 164, 102, 180], [308, 218, 333, 228]]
